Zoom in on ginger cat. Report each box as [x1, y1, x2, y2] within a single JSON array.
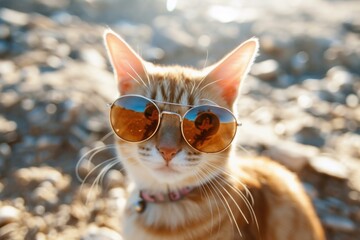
[[103, 29, 325, 240]]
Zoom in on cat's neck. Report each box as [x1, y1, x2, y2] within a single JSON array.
[[126, 159, 233, 199]]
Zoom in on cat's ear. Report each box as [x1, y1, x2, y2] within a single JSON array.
[[104, 29, 147, 94], [202, 38, 259, 105]]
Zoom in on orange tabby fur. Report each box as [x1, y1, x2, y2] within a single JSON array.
[[104, 29, 325, 240]]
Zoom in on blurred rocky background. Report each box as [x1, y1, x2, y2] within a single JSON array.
[[0, 0, 359, 239]]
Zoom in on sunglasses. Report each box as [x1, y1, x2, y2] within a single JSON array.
[[109, 95, 240, 153]]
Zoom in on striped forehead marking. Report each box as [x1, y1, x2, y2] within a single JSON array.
[[147, 77, 196, 108]]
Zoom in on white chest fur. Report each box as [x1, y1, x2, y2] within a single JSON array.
[[121, 189, 231, 240]]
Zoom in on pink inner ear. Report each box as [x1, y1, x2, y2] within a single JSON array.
[[223, 84, 238, 104], [208, 61, 244, 104], [104, 31, 146, 94], [119, 81, 133, 93]]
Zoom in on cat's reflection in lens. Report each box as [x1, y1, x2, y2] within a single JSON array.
[[193, 112, 220, 148], [143, 104, 159, 139]]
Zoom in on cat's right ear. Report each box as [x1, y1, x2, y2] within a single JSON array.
[[104, 29, 147, 94], [201, 38, 259, 106]]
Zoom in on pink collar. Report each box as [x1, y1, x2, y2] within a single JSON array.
[[135, 186, 195, 213], [140, 186, 194, 203]]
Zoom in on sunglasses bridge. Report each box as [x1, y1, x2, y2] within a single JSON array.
[[159, 111, 184, 122]]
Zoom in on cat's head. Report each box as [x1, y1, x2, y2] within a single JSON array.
[[104, 29, 258, 192]]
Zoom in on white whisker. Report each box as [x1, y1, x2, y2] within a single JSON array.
[[237, 144, 252, 156], [98, 160, 121, 189], [100, 131, 115, 143], [76, 143, 117, 182], [196, 168, 222, 237], [140, 62, 152, 87], [215, 174, 249, 224], [217, 173, 259, 231], [198, 77, 224, 94], [84, 157, 119, 205], [206, 160, 255, 205], [203, 169, 242, 237], [204, 160, 259, 233], [190, 50, 209, 95], [126, 71, 147, 89], [126, 62, 150, 90]]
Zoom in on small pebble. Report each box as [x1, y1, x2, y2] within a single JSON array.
[[31, 186, 59, 206], [291, 51, 309, 74], [21, 98, 35, 111], [77, 158, 95, 181], [343, 19, 360, 33], [104, 170, 125, 189], [79, 48, 106, 69], [326, 66, 353, 92], [86, 117, 106, 132], [27, 216, 47, 233], [0, 90, 21, 108], [293, 126, 325, 147], [0, 40, 9, 55], [0, 206, 20, 227], [0, 24, 10, 39], [0, 60, 16, 75], [37, 135, 62, 150], [251, 59, 280, 81], [322, 214, 356, 232], [70, 203, 89, 221], [297, 94, 313, 109], [45, 103, 57, 114], [42, 36, 58, 51], [81, 226, 123, 240], [13, 166, 68, 190], [35, 232, 47, 240], [303, 183, 318, 200], [0, 8, 30, 26], [346, 94, 359, 108], [309, 156, 349, 179], [0, 117, 17, 134], [263, 140, 319, 171], [51, 11, 73, 25], [0, 222, 20, 239], [34, 205, 46, 215], [0, 143, 11, 157]]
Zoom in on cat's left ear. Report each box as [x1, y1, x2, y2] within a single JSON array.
[[202, 38, 259, 106], [104, 29, 147, 95]]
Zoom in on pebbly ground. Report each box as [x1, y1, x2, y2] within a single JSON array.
[[0, 0, 359, 239]]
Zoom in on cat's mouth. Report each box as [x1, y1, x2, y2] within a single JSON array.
[[155, 165, 180, 175]]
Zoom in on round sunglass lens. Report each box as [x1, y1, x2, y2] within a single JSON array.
[[182, 105, 237, 153], [110, 96, 159, 142]]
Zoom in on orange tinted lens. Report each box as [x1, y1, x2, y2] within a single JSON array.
[[110, 96, 159, 142], [182, 105, 237, 153]]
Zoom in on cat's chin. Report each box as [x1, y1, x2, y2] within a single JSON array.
[[155, 166, 180, 175], [147, 164, 190, 183]]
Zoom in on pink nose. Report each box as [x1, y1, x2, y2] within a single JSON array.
[[157, 147, 179, 162]]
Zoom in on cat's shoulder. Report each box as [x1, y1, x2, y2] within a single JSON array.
[[230, 156, 304, 194], [230, 156, 325, 240]]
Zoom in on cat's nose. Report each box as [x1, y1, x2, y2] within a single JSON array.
[[157, 146, 179, 162]]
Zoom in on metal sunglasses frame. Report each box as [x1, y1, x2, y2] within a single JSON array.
[[108, 94, 241, 153]]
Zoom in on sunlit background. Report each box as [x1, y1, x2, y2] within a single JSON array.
[[0, 0, 359, 239]]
